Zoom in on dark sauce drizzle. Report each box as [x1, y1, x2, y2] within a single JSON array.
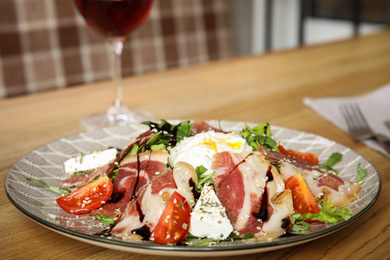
[[253, 165, 293, 231], [281, 218, 292, 230], [189, 178, 200, 200], [107, 190, 124, 204], [136, 201, 145, 223], [253, 166, 273, 222], [131, 225, 151, 240]]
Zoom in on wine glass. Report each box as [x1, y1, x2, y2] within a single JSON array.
[[74, 0, 155, 130]]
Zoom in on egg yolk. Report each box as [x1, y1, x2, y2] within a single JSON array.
[[199, 139, 243, 152]]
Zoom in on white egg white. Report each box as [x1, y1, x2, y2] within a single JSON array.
[[169, 131, 252, 175]]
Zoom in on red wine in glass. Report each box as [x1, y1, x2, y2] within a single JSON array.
[[74, 0, 154, 37], [74, 0, 155, 130]]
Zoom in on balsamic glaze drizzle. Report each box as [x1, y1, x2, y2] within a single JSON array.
[[253, 165, 274, 222]]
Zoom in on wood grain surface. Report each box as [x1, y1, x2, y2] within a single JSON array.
[[1, 30, 390, 260]]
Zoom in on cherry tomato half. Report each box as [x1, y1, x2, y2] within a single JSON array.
[[56, 176, 113, 214], [150, 191, 191, 245], [285, 173, 321, 215], [278, 145, 319, 165]]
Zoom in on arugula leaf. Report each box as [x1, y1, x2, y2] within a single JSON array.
[[26, 178, 71, 196], [189, 232, 256, 247], [94, 213, 115, 225], [290, 220, 311, 232], [127, 144, 139, 156], [357, 163, 367, 183], [195, 165, 208, 175], [318, 152, 342, 173], [176, 120, 193, 143], [228, 232, 256, 240], [240, 122, 280, 152], [141, 120, 193, 151], [292, 201, 352, 223], [195, 166, 214, 191], [191, 238, 221, 247], [150, 143, 166, 151]]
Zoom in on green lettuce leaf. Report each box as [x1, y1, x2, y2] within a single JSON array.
[[292, 201, 352, 223], [290, 221, 311, 232]]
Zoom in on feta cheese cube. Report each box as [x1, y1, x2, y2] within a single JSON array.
[[189, 183, 233, 240], [63, 148, 117, 174]]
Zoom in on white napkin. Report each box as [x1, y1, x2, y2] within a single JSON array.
[[303, 83, 390, 158]]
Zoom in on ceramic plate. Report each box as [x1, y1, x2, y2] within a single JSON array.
[[5, 120, 381, 257]]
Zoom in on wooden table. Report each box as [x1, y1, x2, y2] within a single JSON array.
[[2, 30, 390, 260]]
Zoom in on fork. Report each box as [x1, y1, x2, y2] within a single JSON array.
[[339, 103, 390, 154]]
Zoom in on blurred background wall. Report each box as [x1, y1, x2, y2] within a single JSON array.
[[0, 0, 232, 98], [230, 0, 389, 55]]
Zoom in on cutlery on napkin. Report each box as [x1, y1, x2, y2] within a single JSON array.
[[303, 83, 390, 159]]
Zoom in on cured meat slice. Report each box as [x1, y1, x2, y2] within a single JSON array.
[[190, 120, 223, 135], [90, 154, 139, 218], [135, 151, 169, 192], [110, 162, 198, 239], [279, 161, 360, 207], [257, 143, 325, 173], [110, 169, 177, 239], [211, 152, 294, 239], [91, 151, 169, 218]]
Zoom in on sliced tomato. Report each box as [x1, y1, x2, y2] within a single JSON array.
[[285, 173, 321, 215], [56, 176, 113, 214], [150, 191, 191, 245], [278, 145, 319, 165]]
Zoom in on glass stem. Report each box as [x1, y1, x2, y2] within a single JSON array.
[[109, 38, 124, 109]]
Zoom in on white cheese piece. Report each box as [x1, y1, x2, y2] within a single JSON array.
[[189, 183, 233, 240], [63, 148, 117, 174]]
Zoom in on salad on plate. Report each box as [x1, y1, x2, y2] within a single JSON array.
[[29, 120, 365, 246]]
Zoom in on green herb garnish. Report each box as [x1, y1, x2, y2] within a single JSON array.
[[189, 232, 255, 247], [318, 152, 342, 173], [195, 165, 214, 191], [240, 122, 280, 152], [175, 120, 193, 143], [141, 120, 193, 152], [127, 143, 139, 156], [191, 238, 221, 247], [26, 178, 71, 196], [94, 213, 115, 225], [357, 163, 367, 183], [228, 232, 256, 240], [290, 220, 311, 232]]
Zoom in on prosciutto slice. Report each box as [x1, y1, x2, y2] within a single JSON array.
[[135, 151, 169, 192], [257, 143, 326, 173], [279, 161, 360, 206], [211, 151, 294, 239], [191, 120, 223, 135], [110, 161, 198, 239], [258, 143, 360, 206], [91, 151, 169, 218], [110, 168, 176, 239]]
